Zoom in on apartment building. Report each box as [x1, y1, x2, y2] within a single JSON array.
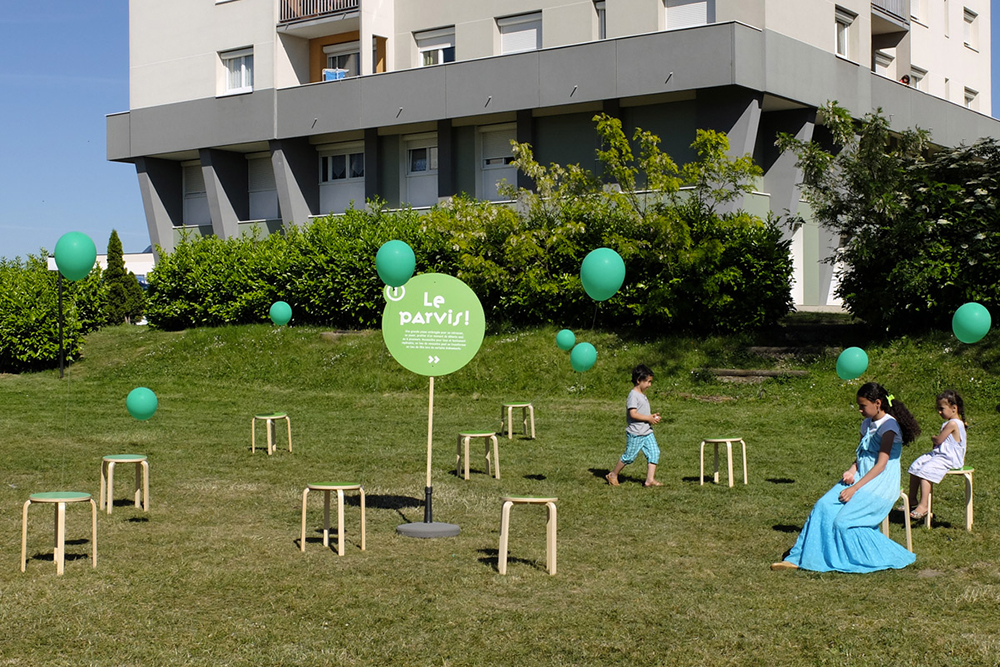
[[108, 0, 998, 307]]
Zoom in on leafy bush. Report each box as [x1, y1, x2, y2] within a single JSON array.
[[0, 255, 85, 372]]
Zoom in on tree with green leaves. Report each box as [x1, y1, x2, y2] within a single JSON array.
[[104, 230, 145, 325], [778, 101, 1000, 333]]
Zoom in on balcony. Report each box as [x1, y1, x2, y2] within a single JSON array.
[[280, 0, 359, 24], [871, 0, 908, 23]]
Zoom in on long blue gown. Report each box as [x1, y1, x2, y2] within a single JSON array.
[[786, 415, 917, 573]]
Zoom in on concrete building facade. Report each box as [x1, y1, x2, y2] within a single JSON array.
[[108, 0, 998, 307]]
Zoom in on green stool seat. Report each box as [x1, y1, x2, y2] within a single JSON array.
[[21, 492, 97, 575], [101, 454, 149, 515]]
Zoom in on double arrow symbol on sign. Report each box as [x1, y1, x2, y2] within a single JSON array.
[[428, 355, 440, 364]]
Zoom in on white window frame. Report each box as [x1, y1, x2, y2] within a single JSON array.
[[319, 144, 366, 183], [415, 27, 456, 67], [835, 7, 856, 60], [498, 13, 542, 54], [910, 65, 927, 91], [873, 50, 894, 77], [595, 1, 607, 40], [963, 8, 978, 49], [407, 146, 439, 175], [664, 0, 715, 30], [323, 42, 361, 79], [964, 87, 978, 110], [221, 47, 253, 95]]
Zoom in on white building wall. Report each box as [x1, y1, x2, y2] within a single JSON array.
[[909, 0, 990, 113]]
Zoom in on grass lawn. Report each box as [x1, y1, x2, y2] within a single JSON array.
[[2, 319, 1000, 666]]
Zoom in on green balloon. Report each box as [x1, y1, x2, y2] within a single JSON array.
[[53, 232, 97, 281], [376, 240, 416, 287], [580, 248, 625, 301], [836, 347, 869, 380], [556, 329, 576, 352], [952, 302, 991, 344], [570, 342, 598, 372], [269, 301, 292, 326], [126, 387, 158, 421]]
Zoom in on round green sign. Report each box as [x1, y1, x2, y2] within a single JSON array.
[[382, 273, 486, 376]]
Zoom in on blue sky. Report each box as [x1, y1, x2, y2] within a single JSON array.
[[2, 2, 1000, 261]]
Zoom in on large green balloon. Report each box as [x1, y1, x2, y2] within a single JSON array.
[[580, 248, 625, 301], [126, 387, 158, 421], [53, 232, 97, 281], [952, 302, 991, 344], [556, 329, 576, 352], [269, 301, 292, 326], [836, 347, 869, 380], [570, 342, 598, 372], [376, 240, 416, 287]]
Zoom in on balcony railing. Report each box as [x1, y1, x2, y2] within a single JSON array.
[[872, 0, 907, 21], [280, 0, 359, 23]]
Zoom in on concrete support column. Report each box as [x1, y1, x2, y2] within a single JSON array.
[[200, 149, 248, 241], [270, 138, 319, 228], [364, 127, 380, 203], [696, 87, 763, 159], [516, 109, 535, 190], [135, 157, 182, 255], [437, 118, 455, 199]]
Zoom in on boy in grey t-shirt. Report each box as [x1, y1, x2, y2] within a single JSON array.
[[606, 364, 662, 487]]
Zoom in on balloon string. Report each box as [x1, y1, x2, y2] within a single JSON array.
[[591, 303, 599, 330]]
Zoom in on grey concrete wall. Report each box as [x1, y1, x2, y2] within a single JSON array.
[[107, 113, 131, 161], [135, 157, 183, 254], [200, 148, 249, 240], [454, 125, 477, 197], [270, 138, 318, 227]]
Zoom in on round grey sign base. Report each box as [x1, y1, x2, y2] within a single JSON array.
[[397, 522, 461, 538]]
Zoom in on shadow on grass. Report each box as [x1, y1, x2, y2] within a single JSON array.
[[524, 474, 546, 481], [772, 524, 801, 533], [477, 548, 544, 574], [342, 494, 421, 510], [127, 516, 150, 523], [587, 468, 643, 486], [766, 478, 796, 484], [297, 533, 364, 552]]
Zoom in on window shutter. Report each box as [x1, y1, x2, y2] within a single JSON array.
[[248, 157, 275, 192], [500, 15, 542, 53], [183, 165, 206, 196], [482, 129, 514, 161], [665, 0, 713, 29]]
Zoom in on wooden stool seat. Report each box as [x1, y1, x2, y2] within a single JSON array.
[[456, 431, 500, 480], [880, 490, 914, 553], [500, 402, 536, 440], [699, 437, 748, 487], [301, 483, 365, 556], [498, 496, 557, 575], [21, 492, 97, 575], [926, 466, 974, 531], [252, 412, 292, 455], [100, 454, 149, 515]]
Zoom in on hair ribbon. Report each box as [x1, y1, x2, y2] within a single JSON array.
[[886, 394, 894, 407]]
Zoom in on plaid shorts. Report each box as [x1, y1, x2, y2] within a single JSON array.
[[621, 432, 660, 465]]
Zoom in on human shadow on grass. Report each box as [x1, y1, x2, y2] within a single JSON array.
[[588, 467, 642, 486], [477, 548, 545, 574]]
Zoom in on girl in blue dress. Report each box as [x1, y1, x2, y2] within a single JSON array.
[[772, 382, 920, 573]]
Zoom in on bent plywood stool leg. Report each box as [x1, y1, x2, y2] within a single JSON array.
[[22, 492, 97, 575], [501, 402, 535, 440], [700, 438, 748, 487], [925, 466, 974, 531], [300, 483, 365, 555], [881, 490, 913, 553], [498, 496, 558, 576], [457, 432, 500, 480], [253, 413, 291, 455]]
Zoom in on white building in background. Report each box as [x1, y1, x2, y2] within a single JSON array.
[[108, 0, 996, 307]]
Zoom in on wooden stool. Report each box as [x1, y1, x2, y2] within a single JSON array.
[[500, 402, 535, 440], [100, 454, 149, 515], [456, 431, 500, 480], [699, 437, 748, 487], [498, 496, 557, 575], [252, 412, 292, 455], [881, 490, 914, 553], [926, 466, 974, 531], [21, 492, 97, 575], [300, 483, 365, 556]]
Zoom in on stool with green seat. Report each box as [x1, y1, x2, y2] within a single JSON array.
[[252, 412, 292, 455], [500, 402, 535, 440], [100, 454, 149, 515], [699, 437, 748, 487], [925, 465, 975, 531], [300, 482, 365, 556], [456, 431, 500, 480], [21, 491, 97, 575]]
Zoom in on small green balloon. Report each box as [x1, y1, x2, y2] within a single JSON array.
[[376, 240, 416, 287], [952, 302, 991, 344], [126, 387, 158, 421], [53, 232, 97, 281], [580, 248, 626, 301], [556, 329, 576, 352], [570, 342, 598, 372], [836, 347, 869, 380], [269, 301, 292, 326]]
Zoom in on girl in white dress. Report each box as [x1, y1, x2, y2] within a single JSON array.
[[907, 390, 968, 520]]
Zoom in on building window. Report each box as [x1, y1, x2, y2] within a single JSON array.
[[182, 162, 210, 226], [835, 7, 855, 59], [408, 147, 438, 174], [910, 0, 927, 22], [415, 27, 456, 66], [221, 47, 253, 94], [320, 152, 365, 182], [944, 0, 950, 35], [323, 42, 360, 80], [910, 66, 927, 91], [964, 87, 978, 109], [248, 154, 278, 221], [873, 50, 894, 77], [498, 13, 542, 54], [664, 0, 715, 30], [595, 1, 606, 39], [963, 8, 978, 49]]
